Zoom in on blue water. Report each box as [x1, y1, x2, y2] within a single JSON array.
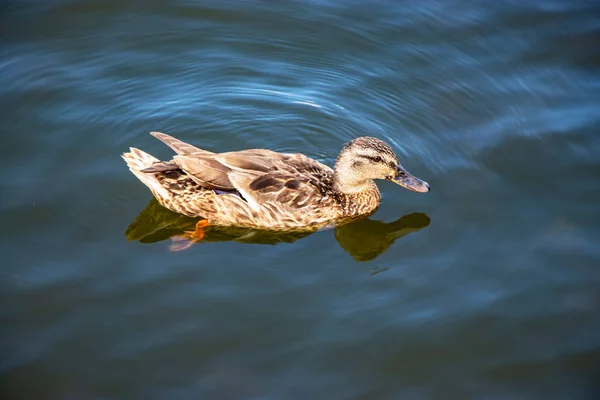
[[1, 1, 599, 399]]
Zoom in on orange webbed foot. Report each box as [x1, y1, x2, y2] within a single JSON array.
[[170, 219, 210, 252], [185, 219, 210, 241]]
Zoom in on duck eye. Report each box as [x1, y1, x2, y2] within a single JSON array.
[[373, 156, 382, 162]]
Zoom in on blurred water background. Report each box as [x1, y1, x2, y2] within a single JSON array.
[[1, 0, 599, 398]]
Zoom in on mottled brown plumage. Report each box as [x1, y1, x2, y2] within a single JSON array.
[[122, 132, 430, 230]]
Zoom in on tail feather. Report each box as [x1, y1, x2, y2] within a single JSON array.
[[122, 147, 160, 170], [122, 148, 170, 199]]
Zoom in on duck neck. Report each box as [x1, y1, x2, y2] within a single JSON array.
[[333, 168, 381, 217]]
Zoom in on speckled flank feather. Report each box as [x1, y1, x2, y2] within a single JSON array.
[[122, 132, 415, 230]]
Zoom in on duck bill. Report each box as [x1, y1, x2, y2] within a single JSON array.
[[389, 165, 430, 193]]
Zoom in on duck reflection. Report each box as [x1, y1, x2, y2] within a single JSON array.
[[126, 199, 430, 261]]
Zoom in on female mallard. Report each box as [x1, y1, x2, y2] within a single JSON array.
[[123, 132, 429, 235]]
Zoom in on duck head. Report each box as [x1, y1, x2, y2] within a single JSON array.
[[333, 136, 430, 195]]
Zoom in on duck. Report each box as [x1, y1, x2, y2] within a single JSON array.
[[122, 132, 429, 238]]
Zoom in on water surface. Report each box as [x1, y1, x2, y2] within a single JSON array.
[[2, 0, 599, 399]]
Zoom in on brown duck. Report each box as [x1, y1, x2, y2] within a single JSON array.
[[123, 132, 429, 238]]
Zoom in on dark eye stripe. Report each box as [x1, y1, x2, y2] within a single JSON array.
[[361, 155, 384, 163]]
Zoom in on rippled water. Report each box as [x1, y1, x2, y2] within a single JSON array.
[[2, 1, 599, 398]]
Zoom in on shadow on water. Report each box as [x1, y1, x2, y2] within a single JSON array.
[[126, 199, 430, 262]]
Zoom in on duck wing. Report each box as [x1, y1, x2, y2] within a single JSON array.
[[173, 149, 334, 210]]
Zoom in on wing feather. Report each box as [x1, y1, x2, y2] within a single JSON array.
[[216, 150, 280, 172], [173, 155, 234, 190], [150, 132, 213, 155]]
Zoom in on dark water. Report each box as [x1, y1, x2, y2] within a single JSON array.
[[2, 0, 600, 398]]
